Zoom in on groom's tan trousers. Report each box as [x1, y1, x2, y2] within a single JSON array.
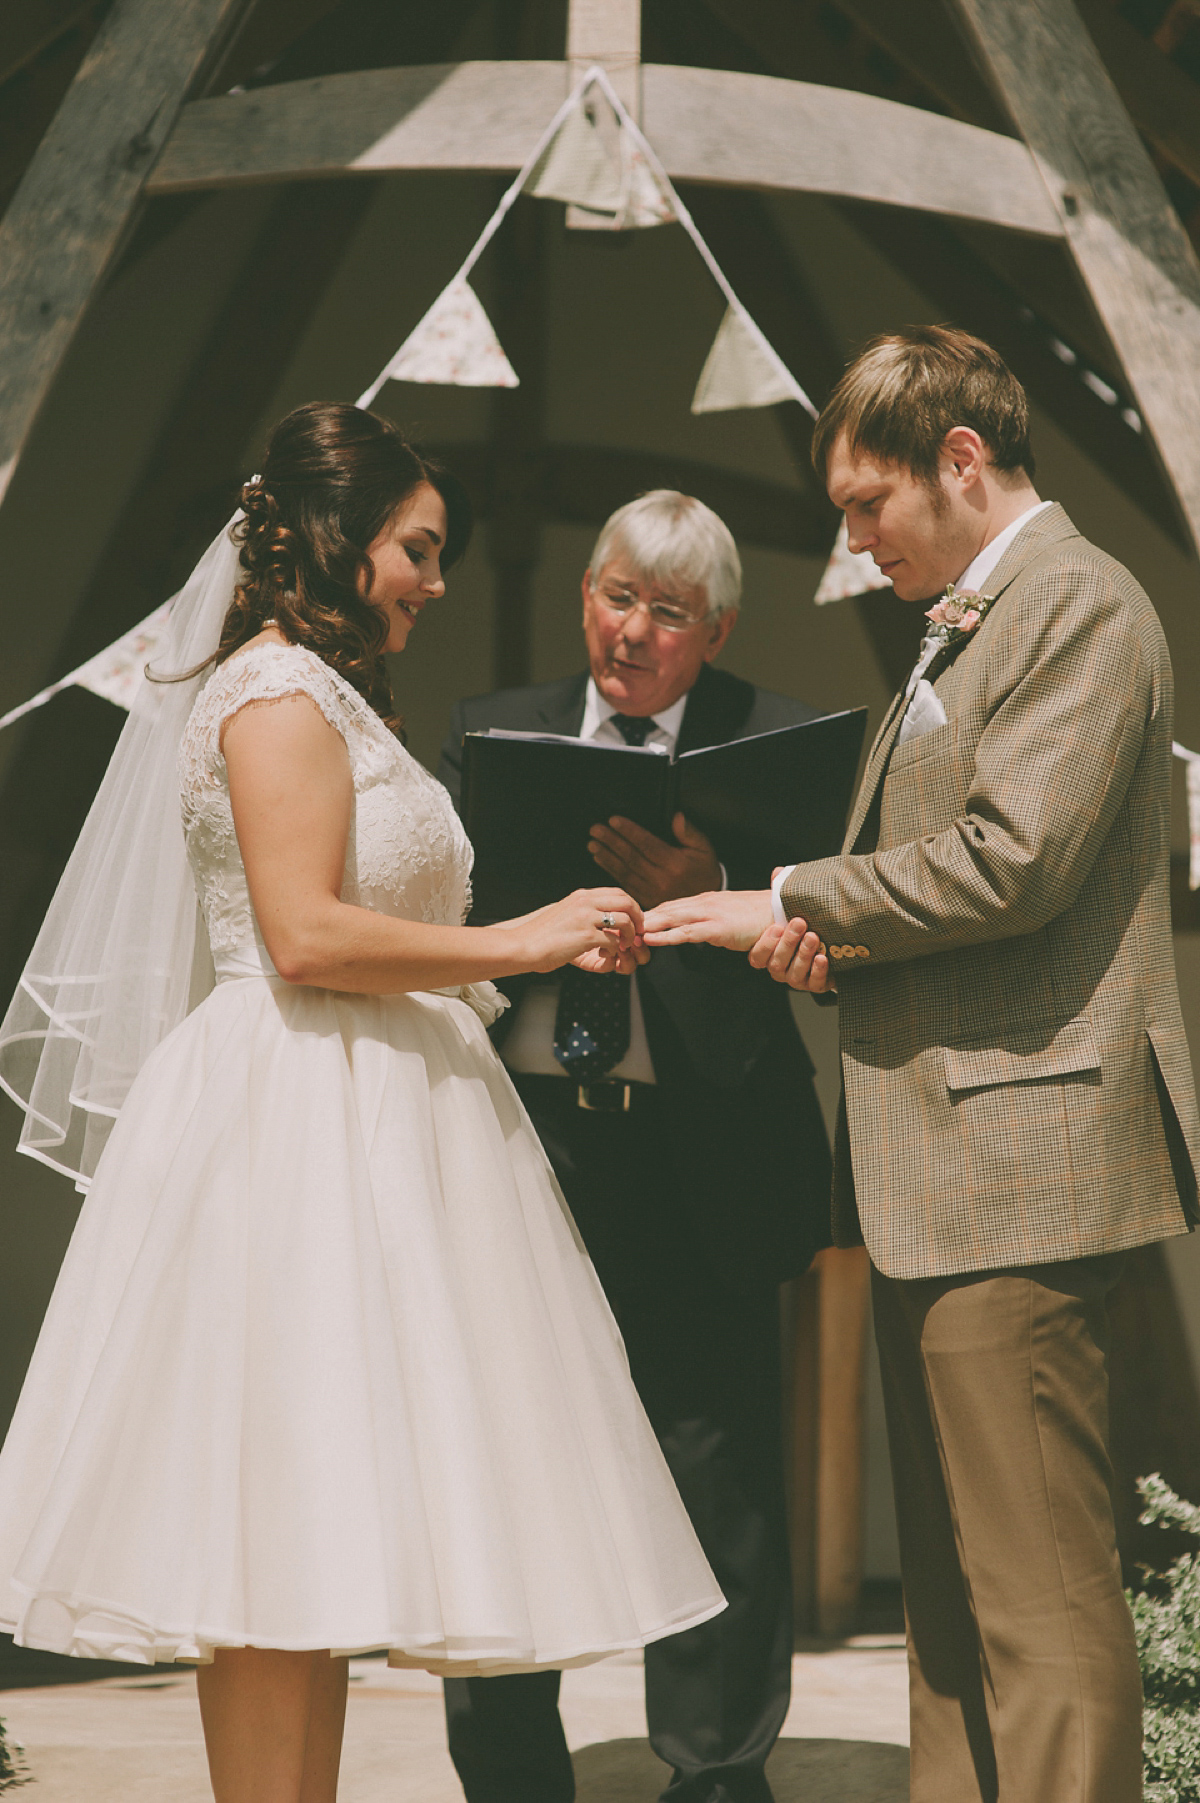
[[871, 1254, 1143, 1803]]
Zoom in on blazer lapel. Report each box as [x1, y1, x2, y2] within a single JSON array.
[[841, 505, 1080, 850]]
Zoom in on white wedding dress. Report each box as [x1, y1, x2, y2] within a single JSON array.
[[0, 644, 723, 1671]]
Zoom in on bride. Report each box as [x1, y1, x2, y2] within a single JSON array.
[[0, 402, 723, 1802]]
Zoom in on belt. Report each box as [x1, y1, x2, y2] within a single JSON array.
[[512, 1073, 657, 1114]]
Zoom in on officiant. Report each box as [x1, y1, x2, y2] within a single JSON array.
[[437, 490, 832, 1803]]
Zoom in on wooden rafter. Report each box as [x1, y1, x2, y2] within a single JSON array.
[[0, 0, 255, 510], [145, 59, 1063, 240], [1075, 0, 1200, 199], [948, 0, 1200, 556]]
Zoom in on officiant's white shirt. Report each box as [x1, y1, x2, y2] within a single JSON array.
[[501, 678, 688, 1084], [770, 499, 1052, 924]]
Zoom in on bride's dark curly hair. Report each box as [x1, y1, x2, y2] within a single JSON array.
[[216, 402, 472, 734]]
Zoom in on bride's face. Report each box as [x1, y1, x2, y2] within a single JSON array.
[[362, 481, 449, 653]]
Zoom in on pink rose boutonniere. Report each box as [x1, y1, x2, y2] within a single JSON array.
[[924, 584, 995, 650]]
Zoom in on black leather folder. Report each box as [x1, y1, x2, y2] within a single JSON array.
[[460, 707, 868, 919]]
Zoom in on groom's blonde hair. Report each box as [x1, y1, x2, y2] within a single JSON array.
[[811, 325, 1035, 489]]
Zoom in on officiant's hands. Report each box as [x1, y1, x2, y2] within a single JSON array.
[[642, 888, 774, 951], [587, 812, 722, 910]]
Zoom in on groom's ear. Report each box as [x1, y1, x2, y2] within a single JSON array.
[[940, 427, 987, 490]]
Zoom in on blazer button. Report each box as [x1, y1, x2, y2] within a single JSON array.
[[829, 945, 843, 959], [855, 945, 870, 958]]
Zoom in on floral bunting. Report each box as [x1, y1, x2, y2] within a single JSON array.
[[813, 517, 893, 606], [691, 305, 813, 415], [356, 280, 518, 406], [525, 100, 624, 216], [0, 601, 172, 733]]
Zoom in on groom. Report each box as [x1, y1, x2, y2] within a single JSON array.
[[644, 326, 1200, 1803]]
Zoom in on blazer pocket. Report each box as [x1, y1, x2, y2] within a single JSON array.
[[888, 717, 955, 772], [943, 1018, 1100, 1094]]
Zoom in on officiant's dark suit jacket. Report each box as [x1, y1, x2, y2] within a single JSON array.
[[437, 661, 833, 1289]]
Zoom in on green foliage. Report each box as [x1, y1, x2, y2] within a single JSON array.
[[0, 1715, 29, 1794], [1129, 1474, 1200, 1801]]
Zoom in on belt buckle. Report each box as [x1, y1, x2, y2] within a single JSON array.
[[577, 1082, 632, 1114]]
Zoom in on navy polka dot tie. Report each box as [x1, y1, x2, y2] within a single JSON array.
[[552, 713, 652, 1079]]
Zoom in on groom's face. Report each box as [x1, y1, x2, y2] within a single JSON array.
[[826, 433, 981, 602]]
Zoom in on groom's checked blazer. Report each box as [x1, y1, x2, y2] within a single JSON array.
[[781, 503, 1200, 1279]]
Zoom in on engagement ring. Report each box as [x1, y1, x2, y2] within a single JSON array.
[[601, 912, 616, 930]]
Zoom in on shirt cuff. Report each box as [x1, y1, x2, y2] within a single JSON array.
[[771, 865, 796, 926], [719, 864, 729, 891]]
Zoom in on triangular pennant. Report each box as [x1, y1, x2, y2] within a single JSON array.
[[0, 600, 173, 732], [691, 305, 814, 414], [363, 280, 518, 399], [813, 517, 893, 606], [74, 600, 174, 709], [525, 99, 623, 214], [616, 134, 675, 229]]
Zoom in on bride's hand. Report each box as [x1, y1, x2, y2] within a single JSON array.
[[500, 889, 645, 975]]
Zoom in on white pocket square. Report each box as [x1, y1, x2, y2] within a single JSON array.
[[897, 678, 948, 745]]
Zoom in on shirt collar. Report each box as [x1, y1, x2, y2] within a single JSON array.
[[582, 677, 690, 749], [954, 499, 1052, 595]]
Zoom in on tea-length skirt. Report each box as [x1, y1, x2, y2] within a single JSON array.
[[0, 974, 724, 1670]]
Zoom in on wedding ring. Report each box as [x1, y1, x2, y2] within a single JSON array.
[[601, 911, 616, 930]]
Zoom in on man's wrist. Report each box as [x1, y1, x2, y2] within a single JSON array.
[[771, 865, 796, 926]]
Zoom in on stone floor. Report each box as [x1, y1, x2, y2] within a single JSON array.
[[0, 1638, 909, 1801]]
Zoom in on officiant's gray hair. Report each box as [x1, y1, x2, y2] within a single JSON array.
[[589, 490, 742, 617]]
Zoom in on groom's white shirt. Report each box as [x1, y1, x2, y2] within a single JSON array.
[[770, 500, 1052, 924]]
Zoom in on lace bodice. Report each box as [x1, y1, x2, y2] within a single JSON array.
[[178, 644, 474, 970]]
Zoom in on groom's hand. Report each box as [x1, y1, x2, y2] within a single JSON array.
[[749, 917, 835, 993], [642, 889, 773, 951], [588, 812, 722, 910]]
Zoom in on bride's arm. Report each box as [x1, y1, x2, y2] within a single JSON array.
[[223, 695, 641, 993]]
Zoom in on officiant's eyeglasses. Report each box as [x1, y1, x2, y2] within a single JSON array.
[[593, 585, 706, 633]]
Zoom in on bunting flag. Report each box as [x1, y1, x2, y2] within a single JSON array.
[[691, 305, 814, 415], [617, 133, 675, 229], [813, 517, 894, 606], [0, 600, 171, 733], [525, 94, 674, 229], [355, 64, 798, 411], [525, 99, 623, 215], [356, 279, 518, 407]]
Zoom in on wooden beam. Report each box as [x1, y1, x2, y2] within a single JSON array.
[[815, 1246, 870, 1638], [834, 0, 1012, 132], [0, 0, 95, 91], [704, 0, 1011, 135], [568, 0, 640, 111], [0, 9, 102, 224], [0, 0, 254, 509], [146, 61, 1065, 240], [1074, 0, 1200, 197], [948, 0, 1200, 557], [845, 200, 1190, 548], [709, 0, 1200, 230]]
